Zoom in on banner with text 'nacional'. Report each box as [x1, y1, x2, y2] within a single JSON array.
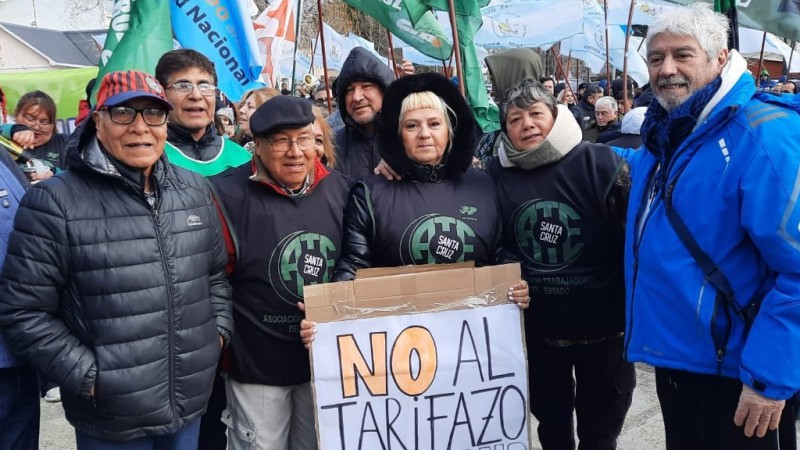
[[171, 0, 263, 100]]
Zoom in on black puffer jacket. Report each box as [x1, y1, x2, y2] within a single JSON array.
[[333, 47, 396, 180], [0, 120, 233, 440]]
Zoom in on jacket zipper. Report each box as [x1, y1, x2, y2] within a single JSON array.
[[624, 165, 660, 355], [150, 200, 177, 416]]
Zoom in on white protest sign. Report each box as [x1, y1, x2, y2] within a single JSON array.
[[311, 303, 530, 450]]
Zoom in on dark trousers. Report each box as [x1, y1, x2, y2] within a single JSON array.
[[655, 368, 780, 450], [197, 369, 227, 450], [528, 336, 635, 450], [778, 394, 798, 450], [0, 364, 40, 450], [76, 418, 200, 450]]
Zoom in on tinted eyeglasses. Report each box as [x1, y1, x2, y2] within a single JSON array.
[[168, 82, 218, 97], [266, 136, 316, 153], [101, 106, 168, 126]]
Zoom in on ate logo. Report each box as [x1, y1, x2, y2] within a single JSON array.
[[268, 231, 337, 305], [401, 215, 477, 265], [512, 199, 584, 269]]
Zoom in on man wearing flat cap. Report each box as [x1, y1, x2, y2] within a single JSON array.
[[0, 70, 233, 448], [211, 95, 349, 450]]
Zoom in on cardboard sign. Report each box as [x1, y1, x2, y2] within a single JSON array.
[[304, 263, 530, 450]]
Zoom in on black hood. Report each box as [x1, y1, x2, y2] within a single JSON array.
[[335, 47, 396, 127], [377, 73, 478, 182]]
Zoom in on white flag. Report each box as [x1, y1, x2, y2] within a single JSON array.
[[476, 0, 583, 49], [606, 0, 686, 26]]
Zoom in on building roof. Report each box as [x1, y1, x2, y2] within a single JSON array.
[[0, 22, 103, 67]]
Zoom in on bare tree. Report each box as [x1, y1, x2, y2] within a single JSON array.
[[65, 0, 111, 28]]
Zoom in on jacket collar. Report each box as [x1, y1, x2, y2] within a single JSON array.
[[167, 122, 216, 145]]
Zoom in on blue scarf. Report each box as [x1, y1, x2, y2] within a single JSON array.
[[640, 77, 722, 163]]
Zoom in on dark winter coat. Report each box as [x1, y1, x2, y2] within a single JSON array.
[[0, 119, 233, 441], [333, 47, 396, 180]]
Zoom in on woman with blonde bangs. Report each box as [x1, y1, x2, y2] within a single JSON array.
[[299, 73, 530, 352]]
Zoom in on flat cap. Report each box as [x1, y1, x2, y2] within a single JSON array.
[[250, 95, 314, 137]]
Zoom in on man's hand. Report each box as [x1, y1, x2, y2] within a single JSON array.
[[733, 384, 785, 438], [297, 302, 316, 350], [374, 159, 402, 181], [398, 60, 415, 77]]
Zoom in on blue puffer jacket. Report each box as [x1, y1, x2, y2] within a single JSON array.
[[622, 52, 800, 400]]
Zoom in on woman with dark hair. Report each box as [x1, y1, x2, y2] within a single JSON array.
[[487, 78, 634, 450], [0, 91, 68, 182]]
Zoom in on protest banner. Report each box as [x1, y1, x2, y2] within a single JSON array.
[[0, 66, 99, 135], [171, 0, 264, 100], [304, 263, 530, 450]]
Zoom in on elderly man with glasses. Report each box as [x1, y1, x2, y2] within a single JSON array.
[[211, 95, 349, 450], [155, 49, 250, 177], [0, 70, 233, 449]]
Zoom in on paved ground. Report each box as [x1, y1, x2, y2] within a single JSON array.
[[38, 364, 797, 449]]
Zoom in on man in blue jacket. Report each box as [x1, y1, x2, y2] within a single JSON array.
[[0, 149, 33, 449], [622, 4, 800, 449]]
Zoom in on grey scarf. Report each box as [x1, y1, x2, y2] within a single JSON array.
[[494, 104, 583, 170]]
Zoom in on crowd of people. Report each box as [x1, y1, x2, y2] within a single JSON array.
[[0, 3, 800, 450]]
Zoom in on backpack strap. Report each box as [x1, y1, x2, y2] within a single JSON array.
[[662, 171, 760, 371]]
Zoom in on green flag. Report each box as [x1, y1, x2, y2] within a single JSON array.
[[343, 0, 453, 61], [421, 0, 499, 132], [668, 0, 800, 42], [92, 0, 173, 103]]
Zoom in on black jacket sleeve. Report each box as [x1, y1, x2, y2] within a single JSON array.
[[331, 181, 374, 282]]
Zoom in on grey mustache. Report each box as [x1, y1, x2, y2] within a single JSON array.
[[658, 77, 689, 87]]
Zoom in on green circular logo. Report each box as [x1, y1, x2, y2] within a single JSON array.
[[512, 199, 584, 270], [269, 231, 337, 305], [401, 215, 477, 265]]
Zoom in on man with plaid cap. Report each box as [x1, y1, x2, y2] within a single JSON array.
[[0, 70, 233, 449]]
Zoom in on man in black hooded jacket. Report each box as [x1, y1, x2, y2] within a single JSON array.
[[333, 47, 396, 180]]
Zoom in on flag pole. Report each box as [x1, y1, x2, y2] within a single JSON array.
[[387, 31, 400, 77], [550, 47, 575, 100], [621, 0, 635, 113], [445, 0, 466, 97], [309, 27, 319, 72], [788, 41, 796, 77], [290, 0, 305, 94], [758, 31, 767, 83], [315, 0, 332, 113], [603, 0, 612, 92]]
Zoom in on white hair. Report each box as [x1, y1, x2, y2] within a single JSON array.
[[646, 3, 729, 61], [595, 96, 618, 112]]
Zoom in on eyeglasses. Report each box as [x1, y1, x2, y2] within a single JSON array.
[[101, 106, 168, 126], [168, 81, 218, 97], [265, 136, 316, 153], [21, 114, 53, 128]]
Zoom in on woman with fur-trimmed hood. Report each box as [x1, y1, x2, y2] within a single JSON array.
[[326, 73, 529, 305]]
